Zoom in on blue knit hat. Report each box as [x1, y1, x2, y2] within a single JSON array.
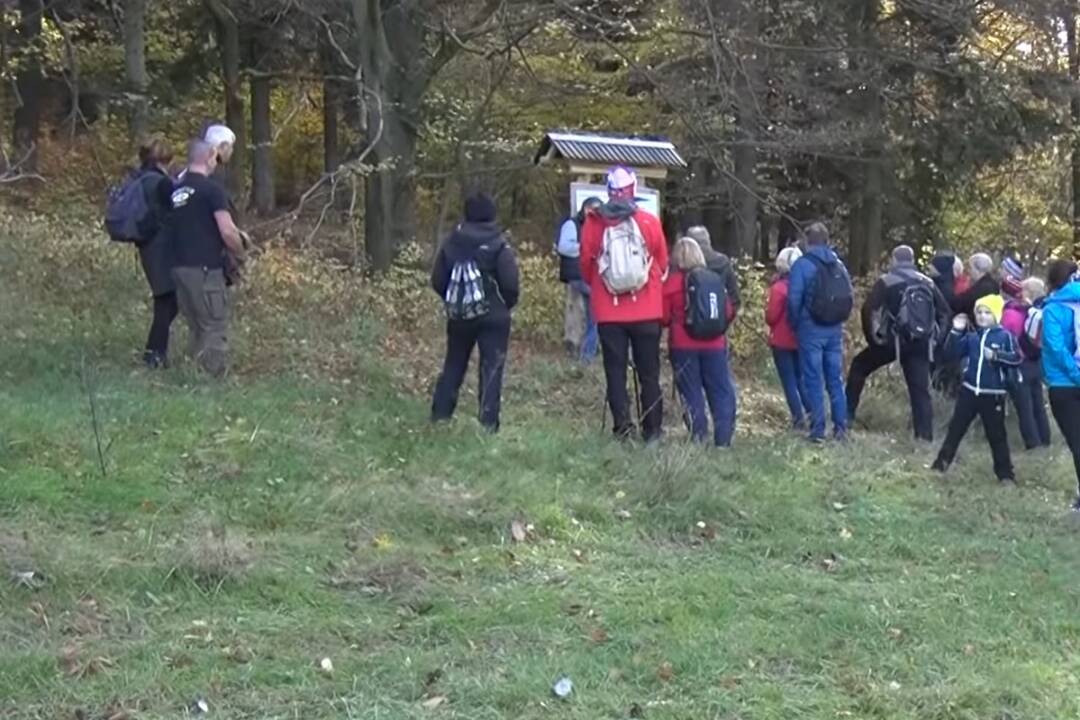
[[1002, 256, 1024, 281]]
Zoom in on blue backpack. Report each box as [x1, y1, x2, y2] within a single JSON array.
[[104, 172, 153, 244]]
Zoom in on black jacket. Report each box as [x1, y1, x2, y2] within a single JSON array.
[[953, 273, 1001, 318], [861, 262, 950, 347], [432, 221, 520, 323], [929, 254, 957, 308], [701, 246, 742, 313], [136, 167, 176, 297]]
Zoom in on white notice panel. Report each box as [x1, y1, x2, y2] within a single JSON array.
[[570, 183, 661, 219]]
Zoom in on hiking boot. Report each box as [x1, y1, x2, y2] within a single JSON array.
[[1071, 497, 1080, 513], [930, 458, 948, 473], [143, 350, 168, 369]]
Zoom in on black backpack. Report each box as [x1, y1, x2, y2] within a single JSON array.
[[104, 172, 156, 244], [893, 280, 937, 344], [684, 267, 729, 340], [807, 255, 853, 326]]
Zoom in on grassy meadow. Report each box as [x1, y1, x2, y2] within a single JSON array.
[[3, 210, 1080, 719]]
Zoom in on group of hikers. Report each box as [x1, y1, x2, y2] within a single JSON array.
[[107, 126, 246, 378], [110, 145, 1080, 512], [436, 165, 1080, 511]]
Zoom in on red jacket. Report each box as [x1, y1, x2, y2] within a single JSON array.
[[663, 271, 732, 351], [765, 275, 798, 351], [580, 205, 669, 324]]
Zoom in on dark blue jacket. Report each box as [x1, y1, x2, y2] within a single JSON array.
[[943, 325, 1022, 395], [787, 244, 850, 339]]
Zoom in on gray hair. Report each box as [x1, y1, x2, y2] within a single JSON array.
[[188, 139, 216, 165], [686, 225, 711, 248], [805, 222, 830, 246], [969, 252, 993, 278], [892, 245, 915, 265], [776, 246, 802, 274]]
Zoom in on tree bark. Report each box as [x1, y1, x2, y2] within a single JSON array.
[[1067, 6, 1080, 258], [319, 27, 341, 174], [731, 3, 761, 259], [123, 0, 149, 140], [250, 69, 274, 214], [352, 0, 424, 270], [12, 0, 44, 171], [205, 0, 247, 200]]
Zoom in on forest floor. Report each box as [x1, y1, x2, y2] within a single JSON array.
[[3, 212, 1080, 719]]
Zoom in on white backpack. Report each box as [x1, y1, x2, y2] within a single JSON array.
[[598, 216, 651, 300]]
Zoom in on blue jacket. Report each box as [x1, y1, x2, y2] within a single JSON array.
[[943, 325, 1021, 395], [787, 244, 849, 338], [1041, 280, 1080, 388]]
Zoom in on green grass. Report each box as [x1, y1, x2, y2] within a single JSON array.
[[4, 215, 1080, 719]]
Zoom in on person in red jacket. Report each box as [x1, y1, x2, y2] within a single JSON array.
[[766, 246, 810, 429], [663, 237, 737, 446], [580, 166, 670, 441]]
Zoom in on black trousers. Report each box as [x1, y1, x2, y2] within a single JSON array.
[[1049, 387, 1080, 496], [846, 341, 933, 441], [934, 388, 1014, 481], [598, 321, 663, 441], [431, 318, 510, 430], [1007, 360, 1052, 449], [146, 292, 179, 357]]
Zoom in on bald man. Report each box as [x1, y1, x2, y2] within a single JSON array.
[[846, 245, 950, 441], [169, 140, 246, 377]]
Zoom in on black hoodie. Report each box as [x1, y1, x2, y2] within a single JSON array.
[[431, 221, 520, 322]]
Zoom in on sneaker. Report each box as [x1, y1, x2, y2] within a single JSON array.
[[833, 429, 849, 443], [930, 459, 948, 473], [1071, 497, 1080, 513], [807, 435, 826, 445], [999, 477, 1017, 487]]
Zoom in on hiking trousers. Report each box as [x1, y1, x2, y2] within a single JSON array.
[[671, 348, 736, 447], [598, 321, 663, 442], [431, 318, 511, 431], [1049, 387, 1080, 497], [772, 348, 810, 428], [1007, 360, 1052, 449], [146, 291, 179, 360], [846, 341, 933, 441], [934, 388, 1013, 481], [173, 267, 230, 377]]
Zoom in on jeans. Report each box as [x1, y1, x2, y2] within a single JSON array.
[[564, 281, 598, 363], [1049, 387, 1080, 496], [772, 348, 809, 427], [846, 341, 933, 441], [598, 322, 663, 441], [934, 388, 1014, 481], [145, 292, 178, 360], [671, 348, 737, 447], [431, 318, 511, 431], [799, 331, 847, 440], [1007, 360, 1052, 449]]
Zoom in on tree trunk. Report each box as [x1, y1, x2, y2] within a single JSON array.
[[12, 0, 43, 171], [205, 0, 247, 200], [352, 0, 425, 270], [250, 67, 274, 214], [364, 111, 418, 270], [123, 0, 149, 140], [322, 68, 341, 174], [731, 4, 761, 259], [1068, 6, 1080, 258], [859, 0, 885, 275]]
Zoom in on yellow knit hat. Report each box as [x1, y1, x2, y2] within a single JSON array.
[[975, 294, 1005, 325]]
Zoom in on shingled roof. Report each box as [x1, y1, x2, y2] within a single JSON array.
[[535, 131, 687, 169]]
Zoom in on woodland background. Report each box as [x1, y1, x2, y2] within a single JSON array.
[[4, 0, 1080, 274]]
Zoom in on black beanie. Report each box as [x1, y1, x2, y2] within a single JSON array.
[[465, 193, 496, 223]]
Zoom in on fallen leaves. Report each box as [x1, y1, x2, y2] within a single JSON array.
[[656, 661, 675, 683], [59, 644, 115, 679]]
